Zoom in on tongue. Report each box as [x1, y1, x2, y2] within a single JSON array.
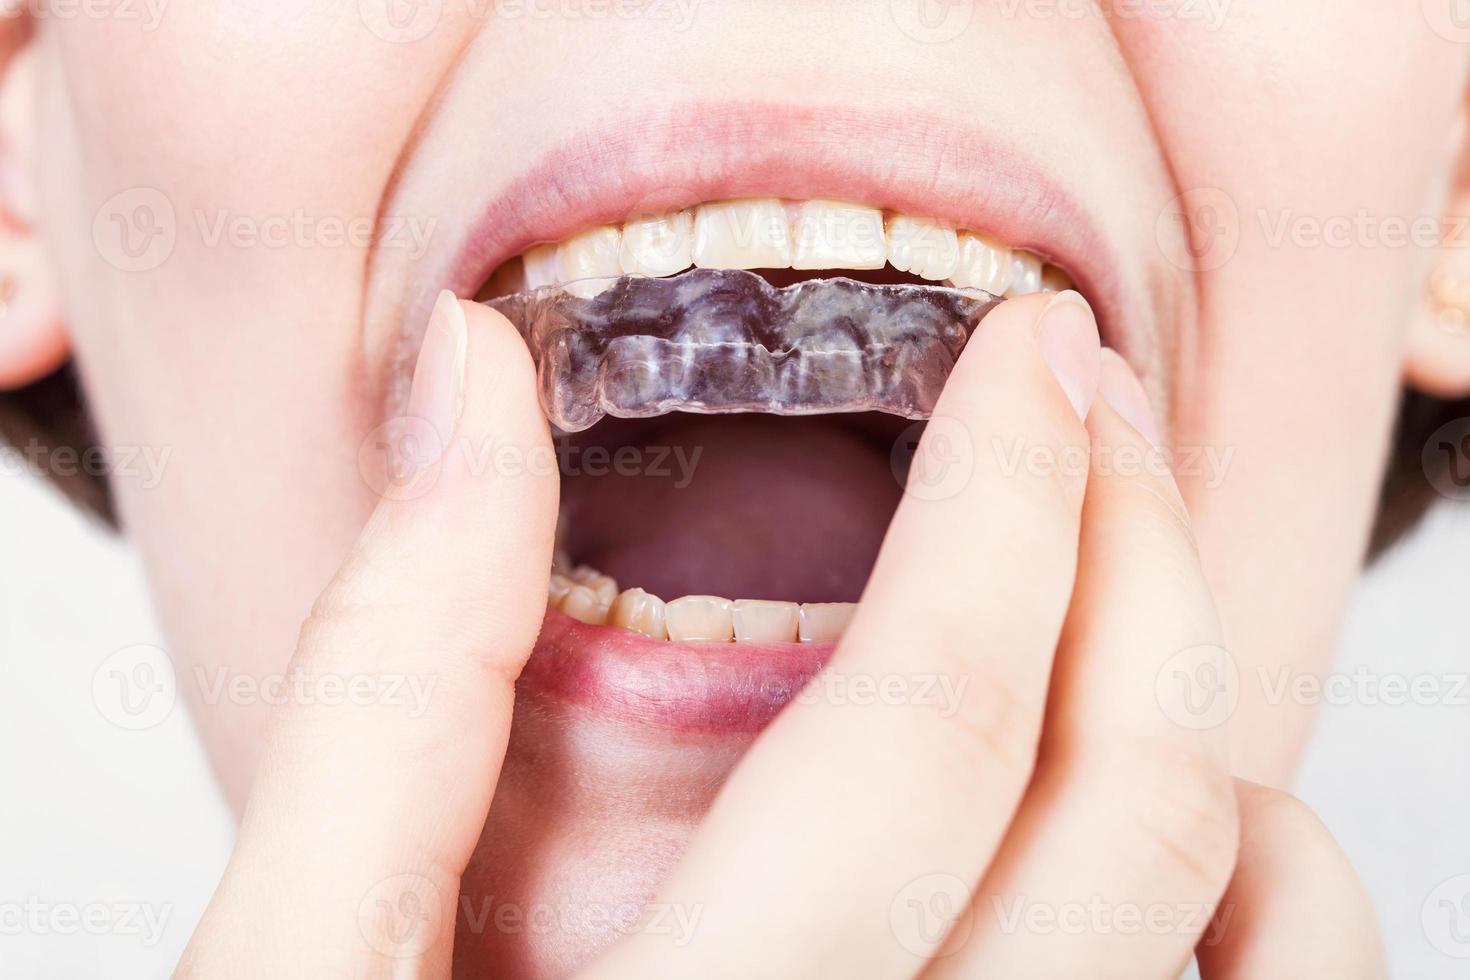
[[558, 414, 907, 603]]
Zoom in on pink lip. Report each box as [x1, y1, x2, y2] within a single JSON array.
[[438, 100, 1147, 364], [427, 102, 1157, 735], [520, 608, 834, 734]]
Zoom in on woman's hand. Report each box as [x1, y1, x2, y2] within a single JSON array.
[[586, 292, 1383, 979], [177, 292, 1382, 979], [177, 291, 560, 977]]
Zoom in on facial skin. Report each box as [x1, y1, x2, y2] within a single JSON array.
[[4, 2, 1470, 975]]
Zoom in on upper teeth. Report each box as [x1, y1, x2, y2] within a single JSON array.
[[491, 198, 1071, 300]]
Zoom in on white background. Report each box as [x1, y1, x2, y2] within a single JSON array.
[[1, 468, 1468, 977]]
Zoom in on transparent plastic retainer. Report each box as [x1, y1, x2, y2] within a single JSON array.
[[485, 268, 1002, 433]]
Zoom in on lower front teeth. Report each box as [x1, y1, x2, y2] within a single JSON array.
[[732, 599, 801, 643], [665, 595, 736, 642], [550, 566, 856, 645]]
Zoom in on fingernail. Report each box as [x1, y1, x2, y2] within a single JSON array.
[[1034, 290, 1101, 421], [1098, 348, 1162, 445], [404, 290, 467, 477]]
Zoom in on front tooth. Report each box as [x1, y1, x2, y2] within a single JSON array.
[[1041, 264, 1072, 292], [798, 603, 857, 643], [620, 211, 694, 277], [561, 585, 609, 625], [732, 599, 800, 643], [791, 200, 887, 271], [1006, 249, 1044, 296], [692, 199, 793, 270], [951, 232, 1013, 294], [556, 226, 622, 299], [885, 215, 959, 282], [523, 243, 559, 290], [548, 573, 573, 605], [665, 595, 735, 642], [608, 588, 669, 640]]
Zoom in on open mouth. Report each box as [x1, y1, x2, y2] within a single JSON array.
[[469, 196, 1079, 729]]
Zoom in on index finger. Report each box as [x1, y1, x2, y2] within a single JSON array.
[[585, 291, 1101, 979]]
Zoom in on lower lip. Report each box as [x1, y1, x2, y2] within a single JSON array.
[[518, 608, 834, 734]]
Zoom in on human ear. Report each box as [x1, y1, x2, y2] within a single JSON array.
[[0, 16, 66, 391], [1407, 94, 1470, 398]]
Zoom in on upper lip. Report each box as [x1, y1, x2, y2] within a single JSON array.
[[408, 100, 1160, 375]]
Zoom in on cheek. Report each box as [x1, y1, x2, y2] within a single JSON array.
[[32, 10, 466, 799], [1110, 7, 1464, 778]]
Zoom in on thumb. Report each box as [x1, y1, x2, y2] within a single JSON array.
[[178, 292, 558, 978]]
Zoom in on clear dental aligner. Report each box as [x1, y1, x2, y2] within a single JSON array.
[[485, 268, 1003, 432]]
